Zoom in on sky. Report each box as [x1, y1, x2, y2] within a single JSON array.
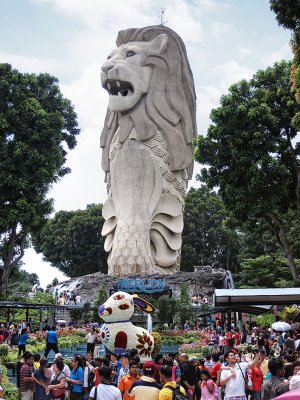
[[0, 0, 293, 288]]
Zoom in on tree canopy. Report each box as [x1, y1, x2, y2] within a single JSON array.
[[32, 204, 107, 278], [0, 64, 79, 294], [195, 60, 300, 283], [181, 186, 240, 272]]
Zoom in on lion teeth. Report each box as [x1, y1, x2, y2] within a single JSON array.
[[116, 81, 121, 87]]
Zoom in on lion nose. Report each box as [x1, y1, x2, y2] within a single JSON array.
[[101, 62, 115, 74]]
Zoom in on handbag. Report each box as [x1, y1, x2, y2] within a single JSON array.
[[51, 387, 66, 398]]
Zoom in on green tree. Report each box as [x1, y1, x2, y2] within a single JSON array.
[[0, 64, 79, 294], [181, 186, 240, 272], [195, 61, 300, 283], [157, 295, 177, 326], [32, 204, 107, 277], [93, 283, 108, 323], [239, 255, 299, 288], [270, 1, 300, 129], [177, 283, 195, 327]]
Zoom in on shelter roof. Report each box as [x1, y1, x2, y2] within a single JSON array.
[[214, 288, 300, 306]]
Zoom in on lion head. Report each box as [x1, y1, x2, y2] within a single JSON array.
[[100, 25, 197, 178]]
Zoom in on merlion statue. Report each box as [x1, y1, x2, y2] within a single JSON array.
[[100, 26, 197, 277]]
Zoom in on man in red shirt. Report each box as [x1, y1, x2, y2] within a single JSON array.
[[118, 360, 141, 400], [251, 350, 264, 400]]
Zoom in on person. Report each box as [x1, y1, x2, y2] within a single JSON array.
[[65, 355, 84, 400], [159, 364, 186, 400], [200, 370, 217, 400], [184, 320, 190, 331], [210, 354, 221, 382], [220, 350, 261, 400], [20, 352, 34, 400], [47, 359, 66, 400], [75, 294, 81, 305], [89, 366, 122, 400], [93, 329, 102, 359], [179, 353, 197, 400], [44, 326, 59, 357], [128, 361, 161, 400], [118, 353, 130, 384], [283, 333, 296, 351], [250, 351, 264, 400], [109, 354, 119, 386], [82, 356, 94, 400], [85, 328, 96, 355], [289, 360, 300, 390], [51, 353, 71, 379], [118, 360, 141, 400], [18, 327, 30, 357], [261, 357, 289, 400], [32, 358, 51, 400], [153, 353, 164, 383], [204, 355, 214, 370]]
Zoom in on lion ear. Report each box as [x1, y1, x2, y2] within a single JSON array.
[[149, 34, 168, 54]]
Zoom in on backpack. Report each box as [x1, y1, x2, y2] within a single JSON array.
[[88, 368, 95, 389], [165, 384, 187, 400]]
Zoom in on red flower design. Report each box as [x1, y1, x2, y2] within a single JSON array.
[[136, 332, 153, 357]]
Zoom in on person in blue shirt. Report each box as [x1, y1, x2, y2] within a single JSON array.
[[44, 326, 59, 357], [66, 355, 84, 400], [18, 327, 30, 356]]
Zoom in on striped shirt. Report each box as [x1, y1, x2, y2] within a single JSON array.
[[20, 364, 33, 392]]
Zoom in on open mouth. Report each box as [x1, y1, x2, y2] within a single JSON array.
[[104, 79, 134, 97]]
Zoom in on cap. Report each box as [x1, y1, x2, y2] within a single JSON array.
[[143, 361, 156, 371], [120, 352, 130, 359]]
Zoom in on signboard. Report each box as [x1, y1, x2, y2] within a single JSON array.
[[117, 278, 166, 293]]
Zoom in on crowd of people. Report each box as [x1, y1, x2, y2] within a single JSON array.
[[1, 320, 300, 400]]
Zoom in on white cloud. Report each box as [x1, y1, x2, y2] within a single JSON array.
[[215, 60, 254, 92], [262, 43, 292, 67]]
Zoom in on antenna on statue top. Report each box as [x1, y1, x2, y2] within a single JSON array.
[[158, 6, 168, 26]]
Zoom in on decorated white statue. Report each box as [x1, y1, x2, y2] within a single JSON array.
[[98, 291, 155, 359], [100, 26, 197, 277]]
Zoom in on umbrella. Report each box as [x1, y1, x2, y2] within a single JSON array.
[[57, 319, 67, 324], [272, 321, 291, 332], [273, 388, 300, 399]]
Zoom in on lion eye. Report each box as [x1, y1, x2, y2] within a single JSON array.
[[126, 50, 136, 58]]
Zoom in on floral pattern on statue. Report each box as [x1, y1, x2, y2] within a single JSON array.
[[98, 291, 155, 359]]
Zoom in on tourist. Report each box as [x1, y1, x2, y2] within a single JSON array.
[[18, 327, 30, 357], [184, 320, 190, 331], [179, 353, 197, 400], [250, 350, 264, 400], [128, 361, 161, 400], [85, 328, 96, 355], [210, 354, 221, 382], [118, 353, 130, 384], [50, 353, 71, 379], [32, 358, 51, 400], [93, 329, 102, 359], [47, 359, 66, 400], [153, 353, 164, 383], [20, 352, 34, 400], [284, 332, 296, 351], [118, 360, 141, 400], [109, 354, 119, 386], [200, 369, 218, 400], [289, 360, 300, 390], [219, 350, 261, 400], [89, 366, 122, 400], [44, 326, 59, 357], [75, 294, 82, 305], [159, 364, 186, 400], [261, 357, 289, 399], [65, 355, 84, 400]]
